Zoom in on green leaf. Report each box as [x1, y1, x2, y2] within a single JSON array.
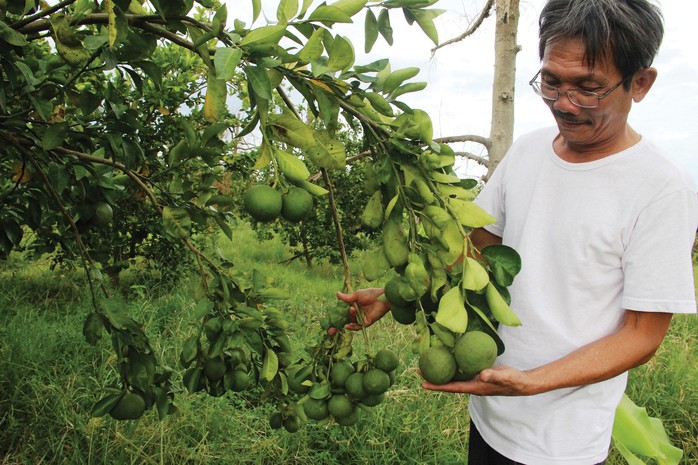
[[83, 312, 104, 346], [389, 81, 427, 99], [435, 286, 467, 333], [364, 92, 394, 116], [277, 0, 299, 22], [214, 48, 242, 80], [326, 35, 354, 72], [42, 122, 69, 151], [330, 0, 367, 16], [447, 198, 496, 228], [91, 393, 122, 418], [275, 150, 311, 183], [252, 0, 261, 22], [612, 394, 683, 465], [293, 179, 329, 196], [364, 9, 379, 53], [382, 67, 420, 95], [162, 206, 191, 240], [461, 257, 490, 291], [261, 349, 279, 382], [297, 27, 326, 62], [240, 25, 287, 46], [407, 8, 445, 45], [267, 113, 316, 148], [377, 8, 393, 45], [307, 5, 353, 24], [482, 245, 522, 287], [0, 21, 28, 46], [245, 65, 272, 101]]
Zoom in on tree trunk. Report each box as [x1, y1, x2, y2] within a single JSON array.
[[487, 0, 520, 179]]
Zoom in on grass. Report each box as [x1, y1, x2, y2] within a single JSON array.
[[0, 223, 696, 464]]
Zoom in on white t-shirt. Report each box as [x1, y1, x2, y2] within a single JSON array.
[[470, 126, 698, 465]]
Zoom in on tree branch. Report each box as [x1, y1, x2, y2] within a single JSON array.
[[10, 0, 77, 29], [431, 0, 495, 53], [434, 134, 492, 149], [454, 151, 489, 166]]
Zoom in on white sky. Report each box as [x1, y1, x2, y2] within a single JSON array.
[[226, 0, 698, 182]]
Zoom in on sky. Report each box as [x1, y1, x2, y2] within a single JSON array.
[[226, 0, 698, 182]]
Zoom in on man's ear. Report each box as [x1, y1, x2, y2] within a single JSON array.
[[631, 67, 658, 103]]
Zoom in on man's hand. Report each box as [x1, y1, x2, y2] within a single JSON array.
[[421, 366, 533, 396], [336, 288, 391, 331]]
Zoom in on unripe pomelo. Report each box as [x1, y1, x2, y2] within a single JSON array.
[[418, 346, 457, 385], [109, 392, 146, 420], [93, 202, 113, 227], [453, 331, 498, 380], [374, 349, 399, 373], [281, 187, 313, 222], [344, 372, 366, 399], [390, 303, 416, 325], [330, 360, 355, 388], [362, 368, 391, 395], [203, 356, 226, 382], [384, 277, 410, 307], [328, 394, 354, 419], [303, 397, 329, 421], [284, 414, 301, 433], [243, 185, 282, 222]]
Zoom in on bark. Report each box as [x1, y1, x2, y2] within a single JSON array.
[[487, 0, 521, 179]]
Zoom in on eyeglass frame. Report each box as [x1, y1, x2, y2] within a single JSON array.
[[528, 70, 633, 109]]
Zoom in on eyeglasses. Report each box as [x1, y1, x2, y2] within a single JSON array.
[[528, 70, 632, 108]]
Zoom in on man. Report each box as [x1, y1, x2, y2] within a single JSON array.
[[338, 0, 698, 463]]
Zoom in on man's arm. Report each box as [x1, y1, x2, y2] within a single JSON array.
[[422, 309, 673, 395]]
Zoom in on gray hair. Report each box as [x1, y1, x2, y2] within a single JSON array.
[[538, 0, 664, 88]]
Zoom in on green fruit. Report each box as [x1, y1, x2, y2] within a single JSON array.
[[374, 349, 399, 373], [359, 392, 385, 407], [284, 414, 301, 433], [330, 360, 355, 388], [303, 397, 329, 421], [203, 356, 226, 382], [390, 304, 417, 325], [281, 187, 313, 222], [344, 372, 366, 399], [453, 331, 498, 380], [243, 185, 282, 222], [93, 202, 113, 228], [109, 392, 146, 420], [229, 369, 250, 392], [328, 394, 354, 419], [361, 247, 391, 282], [382, 218, 409, 267], [418, 346, 457, 385], [384, 277, 410, 307], [362, 368, 391, 395], [360, 190, 383, 230], [335, 407, 360, 426], [269, 411, 283, 429]]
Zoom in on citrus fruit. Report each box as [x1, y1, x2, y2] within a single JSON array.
[[229, 369, 250, 392], [359, 392, 385, 407], [284, 414, 301, 433], [362, 368, 391, 395], [344, 372, 366, 399], [243, 185, 282, 222], [330, 360, 355, 388], [93, 201, 113, 227], [384, 277, 410, 307], [328, 394, 354, 419], [374, 349, 399, 373], [335, 408, 360, 426], [109, 392, 146, 420], [390, 303, 416, 325], [203, 356, 226, 382], [269, 411, 283, 429], [453, 330, 498, 379], [303, 397, 329, 421], [418, 346, 457, 385], [281, 187, 313, 222]]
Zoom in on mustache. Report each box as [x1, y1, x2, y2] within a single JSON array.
[[553, 110, 590, 124]]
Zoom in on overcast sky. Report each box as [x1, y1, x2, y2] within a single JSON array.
[[228, 0, 698, 182]]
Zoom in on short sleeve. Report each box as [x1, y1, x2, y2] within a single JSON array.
[[622, 188, 698, 314]]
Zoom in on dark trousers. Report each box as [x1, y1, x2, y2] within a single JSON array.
[[468, 420, 606, 465]]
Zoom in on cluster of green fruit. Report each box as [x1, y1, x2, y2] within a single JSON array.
[[243, 185, 314, 223], [419, 330, 498, 384], [269, 348, 400, 431]]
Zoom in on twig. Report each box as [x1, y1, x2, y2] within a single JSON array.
[[10, 0, 77, 29], [432, 0, 495, 53]]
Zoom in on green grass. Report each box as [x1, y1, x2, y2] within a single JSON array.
[[1, 225, 696, 464]]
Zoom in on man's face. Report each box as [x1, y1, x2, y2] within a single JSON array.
[[539, 37, 634, 155]]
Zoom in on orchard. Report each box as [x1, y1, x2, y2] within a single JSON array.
[[0, 1, 692, 464]]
